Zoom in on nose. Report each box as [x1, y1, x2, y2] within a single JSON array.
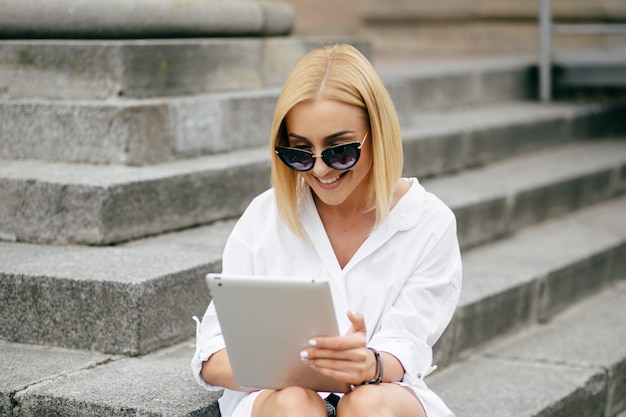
[[309, 153, 333, 176]]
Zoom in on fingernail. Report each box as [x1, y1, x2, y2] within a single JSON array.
[[308, 339, 317, 347], [300, 350, 309, 360]]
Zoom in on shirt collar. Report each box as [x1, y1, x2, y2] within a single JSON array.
[[295, 178, 426, 274]]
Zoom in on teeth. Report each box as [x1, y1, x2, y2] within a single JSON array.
[[318, 175, 341, 185]]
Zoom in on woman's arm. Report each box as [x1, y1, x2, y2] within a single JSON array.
[[377, 351, 405, 383], [200, 349, 257, 392]]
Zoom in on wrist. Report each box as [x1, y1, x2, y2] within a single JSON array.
[[360, 348, 383, 385]]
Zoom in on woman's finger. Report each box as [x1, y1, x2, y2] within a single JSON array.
[[307, 311, 367, 352], [303, 356, 371, 385], [347, 311, 366, 336], [307, 332, 365, 351], [302, 346, 369, 362]]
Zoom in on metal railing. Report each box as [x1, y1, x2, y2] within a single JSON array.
[[538, 0, 626, 101]]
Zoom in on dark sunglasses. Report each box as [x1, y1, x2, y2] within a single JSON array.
[[275, 133, 369, 172]]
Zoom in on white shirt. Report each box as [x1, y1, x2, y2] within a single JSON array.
[[191, 178, 462, 417]]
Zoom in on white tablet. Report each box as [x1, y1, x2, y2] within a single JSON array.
[[206, 273, 351, 393]]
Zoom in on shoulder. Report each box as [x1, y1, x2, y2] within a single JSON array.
[[239, 188, 277, 221], [222, 188, 280, 264], [394, 178, 456, 232], [422, 188, 456, 226], [229, 187, 293, 241]]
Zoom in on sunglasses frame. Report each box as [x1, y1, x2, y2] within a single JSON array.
[[275, 132, 369, 172]]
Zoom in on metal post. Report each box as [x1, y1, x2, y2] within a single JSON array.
[[539, 0, 552, 101]]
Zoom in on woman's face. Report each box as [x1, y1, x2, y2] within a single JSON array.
[[284, 98, 372, 210]]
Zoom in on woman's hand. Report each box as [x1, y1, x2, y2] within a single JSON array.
[[300, 311, 377, 385]]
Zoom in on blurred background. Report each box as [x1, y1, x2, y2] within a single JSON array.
[[285, 0, 626, 64]]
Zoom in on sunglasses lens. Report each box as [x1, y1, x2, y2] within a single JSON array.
[[275, 141, 362, 172], [275, 148, 314, 171], [322, 143, 360, 170]]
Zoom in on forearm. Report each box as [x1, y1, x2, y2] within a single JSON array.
[[200, 349, 257, 392], [379, 351, 405, 383]]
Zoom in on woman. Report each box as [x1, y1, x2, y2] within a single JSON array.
[[192, 44, 462, 417]]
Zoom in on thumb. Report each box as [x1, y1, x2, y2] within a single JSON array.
[[347, 311, 366, 335]]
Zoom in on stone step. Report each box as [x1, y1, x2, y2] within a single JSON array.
[[0, 0, 294, 39], [1, 199, 624, 416], [0, 89, 279, 165], [357, 0, 626, 59], [402, 101, 626, 179], [0, 56, 541, 165], [378, 57, 536, 116], [0, 37, 369, 101], [0, 340, 219, 417], [0, 220, 235, 355], [2, 102, 624, 245], [426, 139, 626, 249], [1, 134, 624, 354], [428, 280, 626, 417], [1, 155, 624, 356], [0, 147, 270, 245], [434, 194, 626, 366], [554, 49, 626, 90]]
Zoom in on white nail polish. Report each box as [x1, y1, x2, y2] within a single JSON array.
[[300, 350, 309, 360], [308, 339, 317, 346]]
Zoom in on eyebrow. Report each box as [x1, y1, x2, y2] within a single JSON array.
[[287, 130, 356, 142]]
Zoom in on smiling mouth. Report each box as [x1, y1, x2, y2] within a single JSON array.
[[317, 172, 344, 185]]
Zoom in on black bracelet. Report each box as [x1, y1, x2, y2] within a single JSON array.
[[360, 347, 383, 385]]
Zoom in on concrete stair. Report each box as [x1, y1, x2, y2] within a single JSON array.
[[553, 49, 626, 91], [2, 139, 626, 357], [429, 279, 626, 417], [2, 197, 625, 416], [1, 39, 625, 416], [2, 101, 625, 246]]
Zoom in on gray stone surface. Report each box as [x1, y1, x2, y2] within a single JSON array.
[[0, 147, 269, 245], [0, 341, 111, 416], [0, 91, 279, 165], [429, 281, 626, 417], [3, 248, 624, 417], [434, 195, 626, 365], [0, 220, 235, 354], [3, 232, 625, 417], [0, 99, 173, 165], [0, 56, 527, 164], [0, 37, 364, 100], [488, 282, 626, 417], [1, 103, 625, 245], [10, 342, 221, 417], [554, 49, 626, 89], [403, 101, 626, 179], [1, 189, 624, 359], [2, 58, 622, 166], [379, 57, 536, 120], [432, 356, 608, 417], [0, 0, 293, 38], [425, 140, 626, 249]]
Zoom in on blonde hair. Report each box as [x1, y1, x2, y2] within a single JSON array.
[[270, 44, 404, 238]]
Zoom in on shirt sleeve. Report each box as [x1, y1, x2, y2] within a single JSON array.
[[190, 221, 255, 391], [369, 209, 462, 385], [190, 303, 226, 391]]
